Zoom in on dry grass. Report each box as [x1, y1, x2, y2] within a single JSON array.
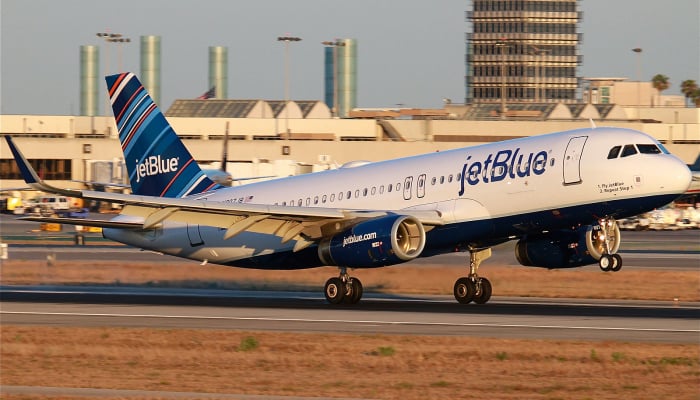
[[2, 326, 699, 400], [1, 259, 699, 301], [2, 260, 699, 399]]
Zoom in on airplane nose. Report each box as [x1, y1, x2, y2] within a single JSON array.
[[666, 158, 693, 193]]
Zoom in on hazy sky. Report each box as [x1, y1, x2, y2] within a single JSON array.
[[1, 0, 698, 115]]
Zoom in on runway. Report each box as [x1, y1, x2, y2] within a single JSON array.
[[2, 286, 698, 343], [2, 215, 698, 344]]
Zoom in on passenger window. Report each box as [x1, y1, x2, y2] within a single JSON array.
[[362, 188, 368, 197], [339, 192, 344, 201], [440, 176, 445, 184], [314, 196, 319, 205], [379, 185, 385, 194], [621, 144, 637, 157], [457, 173, 462, 181], [448, 174, 453, 183], [322, 195, 327, 203], [354, 190, 360, 198], [371, 187, 376, 195], [347, 191, 351, 199], [387, 184, 393, 193], [607, 146, 621, 159], [637, 144, 662, 154], [330, 193, 335, 202]]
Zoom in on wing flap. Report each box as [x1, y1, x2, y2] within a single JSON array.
[[19, 217, 144, 230]]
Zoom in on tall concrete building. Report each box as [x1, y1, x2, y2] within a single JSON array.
[[140, 35, 161, 105], [465, 0, 582, 104]]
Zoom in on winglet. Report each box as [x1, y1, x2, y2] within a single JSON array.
[[4, 135, 82, 197]]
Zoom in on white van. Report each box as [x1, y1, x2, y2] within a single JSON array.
[[37, 195, 71, 215]]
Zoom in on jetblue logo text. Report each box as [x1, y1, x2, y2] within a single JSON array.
[[135, 156, 179, 183], [342, 232, 378, 247], [459, 148, 548, 195]]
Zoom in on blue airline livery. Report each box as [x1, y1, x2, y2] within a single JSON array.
[[5, 72, 692, 305]]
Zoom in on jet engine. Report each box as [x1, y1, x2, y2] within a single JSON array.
[[318, 214, 426, 268], [515, 222, 621, 269]]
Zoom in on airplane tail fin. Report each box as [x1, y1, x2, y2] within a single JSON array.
[[106, 72, 221, 198]]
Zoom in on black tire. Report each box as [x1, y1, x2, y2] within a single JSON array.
[[345, 278, 363, 304], [454, 277, 475, 304], [611, 254, 623, 272], [473, 278, 492, 304], [598, 255, 612, 272], [324, 277, 345, 304]]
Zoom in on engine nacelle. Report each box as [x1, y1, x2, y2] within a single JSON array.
[[318, 214, 426, 268], [515, 222, 621, 269]]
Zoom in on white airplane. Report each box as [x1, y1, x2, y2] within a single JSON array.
[[5, 72, 692, 305]]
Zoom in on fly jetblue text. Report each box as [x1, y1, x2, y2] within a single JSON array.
[[459, 148, 548, 195]]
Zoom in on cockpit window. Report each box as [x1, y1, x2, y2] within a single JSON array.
[[607, 146, 622, 159], [621, 144, 638, 157], [656, 142, 671, 154], [637, 144, 662, 154]]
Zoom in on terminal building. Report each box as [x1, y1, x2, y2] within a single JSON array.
[[1, 2, 698, 194]]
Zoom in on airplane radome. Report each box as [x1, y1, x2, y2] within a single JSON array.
[[5, 72, 692, 305]]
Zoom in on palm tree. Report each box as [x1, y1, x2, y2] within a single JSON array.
[[651, 74, 670, 106], [693, 89, 700, 107], [680, 80, 699, 107]]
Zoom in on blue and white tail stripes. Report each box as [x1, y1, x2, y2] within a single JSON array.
[[106, 73, 222, 198]]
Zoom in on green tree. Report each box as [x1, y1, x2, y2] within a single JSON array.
[[651, 74, 670, 106], [680, 80, 699, 107]]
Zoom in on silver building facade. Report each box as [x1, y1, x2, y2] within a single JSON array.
[[465, 0, 582, 104]]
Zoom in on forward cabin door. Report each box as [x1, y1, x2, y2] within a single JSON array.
[[563, 136, 588, 185]]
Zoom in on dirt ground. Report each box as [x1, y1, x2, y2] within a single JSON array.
[[2, 260, 699, 399], [2, 326, 699, 400]]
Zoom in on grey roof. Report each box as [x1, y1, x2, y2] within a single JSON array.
[[593, 104, 615, 119], [464, 103, 557, 120], [296, 101, 321, 118], [265, 101, 286, 117], [166, 99, 259, 118]]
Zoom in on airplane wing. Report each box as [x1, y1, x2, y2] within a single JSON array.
[[5, 135, 443, 251]]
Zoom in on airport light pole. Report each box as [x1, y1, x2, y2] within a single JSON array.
[[97, 32, 129, 115], [277, 36, 302, 138], [322, 40, 345, 117], [632, 47, 643, 116], [496, 38, 510, 119], [530, 45, 550, 103]]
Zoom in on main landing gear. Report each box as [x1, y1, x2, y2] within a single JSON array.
[[324, 267, 363, 305], [454, 248, 493, 304], [596, 217, 623, 272]]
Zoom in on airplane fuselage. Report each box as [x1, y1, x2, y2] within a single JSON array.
[[105, 127, 690, 268]]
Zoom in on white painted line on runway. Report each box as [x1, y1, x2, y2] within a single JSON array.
[[3, 310, 698, 333]]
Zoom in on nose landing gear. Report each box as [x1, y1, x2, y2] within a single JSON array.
[[596, 218, 623, 272]]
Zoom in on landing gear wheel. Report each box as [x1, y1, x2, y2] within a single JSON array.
[[598, 254, 613, 271], [611, 254, 623, 272], [454, 277, 476, 304], [473, 278, 492, 305], [324, 277, 345, 304], [343, 278, 363, 304]]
